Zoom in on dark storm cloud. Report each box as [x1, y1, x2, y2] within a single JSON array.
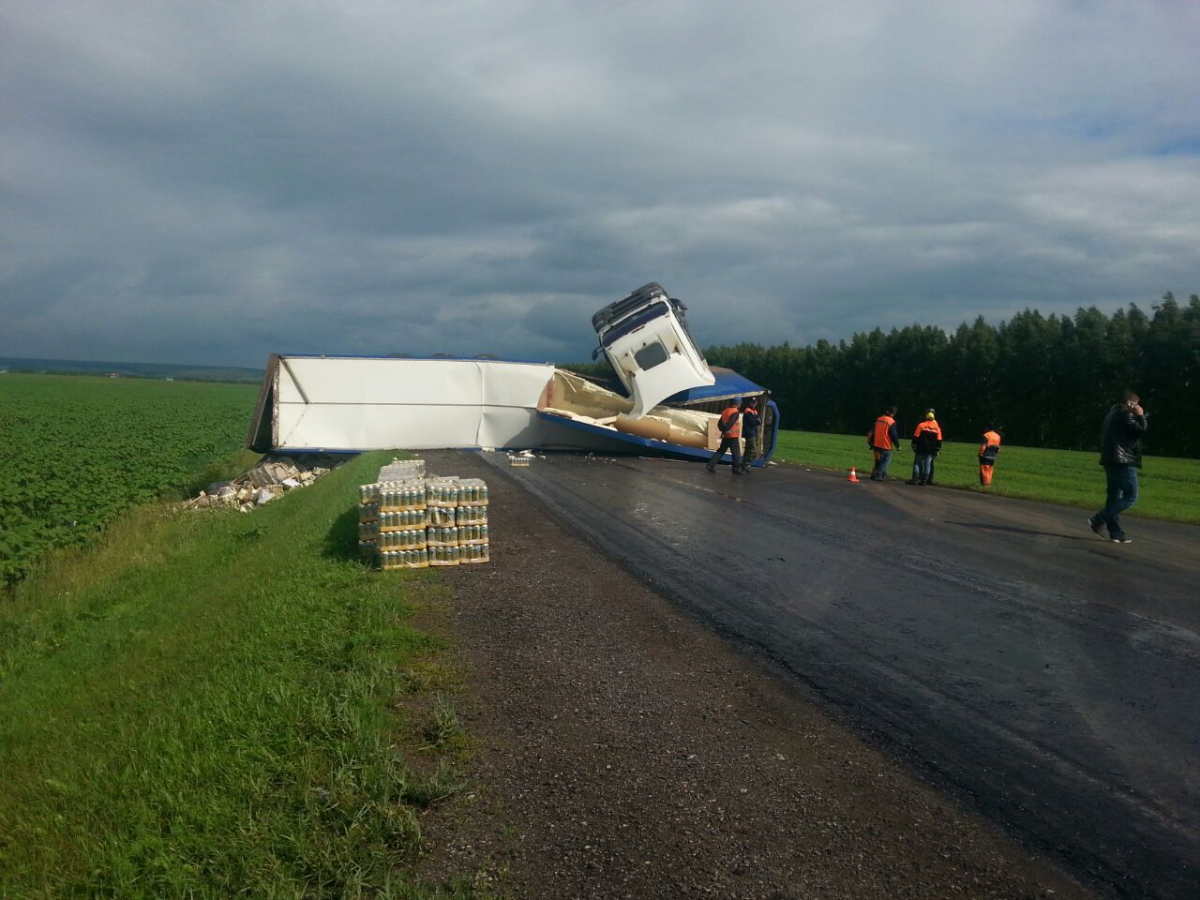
[[2, 1, 1199, 367]]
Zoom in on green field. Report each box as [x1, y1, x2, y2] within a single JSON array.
[[0, 451, 474, 899], [774, 430, 1200, 524], [0, 374, 260, 586]]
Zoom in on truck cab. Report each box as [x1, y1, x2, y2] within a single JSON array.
[[591, 283, 716, 419]]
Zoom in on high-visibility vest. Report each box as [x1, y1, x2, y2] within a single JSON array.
[[979, 430, 1001, 462], [872, 415, 896, 450], [914, 420, 942, 441], [719, 406, 742, 439]]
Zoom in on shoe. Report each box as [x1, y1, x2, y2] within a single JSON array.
[[732, 469, 744, 475], [1111, 536, 1132, 544], [905, 479, 918, 485], [706, 466, 715, 474], [924, 481, 933, 486], [1088, 518, 1105, 538]]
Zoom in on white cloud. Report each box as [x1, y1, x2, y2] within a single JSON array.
[[1, 0, 1198, 366]]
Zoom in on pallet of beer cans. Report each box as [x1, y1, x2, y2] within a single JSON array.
[[358, 464, 489, 570]]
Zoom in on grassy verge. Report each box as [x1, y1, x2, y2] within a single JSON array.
[[774, 430, 1200, 525], [0, 451, 477, 899]]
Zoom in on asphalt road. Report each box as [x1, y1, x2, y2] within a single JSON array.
[[482, 452, 1200, 900]]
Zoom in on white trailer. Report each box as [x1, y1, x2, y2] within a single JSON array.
[[246, 353, 778, 465]]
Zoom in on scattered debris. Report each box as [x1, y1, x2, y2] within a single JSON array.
[[508, 450, 534, 467], [184, 454, 345, 513]]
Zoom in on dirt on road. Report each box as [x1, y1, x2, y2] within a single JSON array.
[[414, 450, 1093, 899]]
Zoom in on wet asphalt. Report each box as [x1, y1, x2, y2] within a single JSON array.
[[479, 452, 1199, 900]]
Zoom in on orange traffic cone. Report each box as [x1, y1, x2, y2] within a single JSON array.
[[847, 466, 860, 483]]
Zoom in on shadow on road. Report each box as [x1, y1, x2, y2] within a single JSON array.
[[945, 520, 1090, 542]]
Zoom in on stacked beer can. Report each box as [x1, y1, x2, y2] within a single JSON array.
[[359, 477, 427, 570], [358, 462, 489, 570], [425, 477, 491, 566]]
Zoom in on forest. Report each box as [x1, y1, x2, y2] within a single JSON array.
[[704, 293, 1200, 458]]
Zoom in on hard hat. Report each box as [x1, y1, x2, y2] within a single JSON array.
[[925, 410, 936, 419]]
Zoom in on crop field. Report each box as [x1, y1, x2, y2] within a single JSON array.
[[0, 374, 260, 587], [774, 430, 1200, 525], [0, 451, 469, 897]]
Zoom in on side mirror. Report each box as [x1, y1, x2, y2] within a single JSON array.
[[591, 347, 600, 360]]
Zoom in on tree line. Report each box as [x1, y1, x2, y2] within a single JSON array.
[[705, 293, 1200, 458]]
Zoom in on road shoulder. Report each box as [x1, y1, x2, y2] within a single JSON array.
[[414, 450, 1093, 899]]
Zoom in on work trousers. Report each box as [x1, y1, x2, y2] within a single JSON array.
[[744, 434, 761, 467], [708, 437, 743, 471], [912, 452, 934, 484], [871, 448, 893, 479], [979, 462, 994, 486], [1091, 464, 1138, 539]]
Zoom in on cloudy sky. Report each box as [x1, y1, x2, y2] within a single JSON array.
[[3, 1, 1199, 367]]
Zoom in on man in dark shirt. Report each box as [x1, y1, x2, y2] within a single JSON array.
[[740, 398, 762, 473], [1088, 390, 1148, 544], [907, 410, 943, 485]]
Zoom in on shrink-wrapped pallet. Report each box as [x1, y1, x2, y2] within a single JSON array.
[[361, 461, 489, 570]]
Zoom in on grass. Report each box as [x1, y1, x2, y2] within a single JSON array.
[[774, 430, 1200, 525], [0, 450, 480, 899]]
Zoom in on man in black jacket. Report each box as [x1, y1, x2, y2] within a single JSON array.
[[1088, 390, 1148, 544]]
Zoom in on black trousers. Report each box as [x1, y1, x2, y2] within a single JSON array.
[[708, 437, 743, 470]]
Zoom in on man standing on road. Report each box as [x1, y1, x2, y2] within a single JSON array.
[[908, 410, 943, 485], [707, 398, 744, 475], [978, 424, 1002, 486], [1089, 391, 1148, 544], [740, 398, 762, 473], [868, 405, 901, 481]]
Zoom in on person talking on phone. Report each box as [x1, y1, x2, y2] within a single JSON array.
[[1088, 390, 1148, 544]]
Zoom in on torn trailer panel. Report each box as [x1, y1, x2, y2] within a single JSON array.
[[247, 355, 776, 464]]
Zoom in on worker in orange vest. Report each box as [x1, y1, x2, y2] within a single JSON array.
[[706, 398, 744, 475], [978, 424, 1002, 486], [867, 405, 901, 481], [907, 409, 943, 485]]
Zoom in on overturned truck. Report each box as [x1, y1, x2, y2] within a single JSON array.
[[246, 283, 778, 464]]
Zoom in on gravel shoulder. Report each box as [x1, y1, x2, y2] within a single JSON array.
[[415, 450, 1094, 899]]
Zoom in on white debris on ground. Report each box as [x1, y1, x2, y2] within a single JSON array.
[[183, 454, 346, 513]]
